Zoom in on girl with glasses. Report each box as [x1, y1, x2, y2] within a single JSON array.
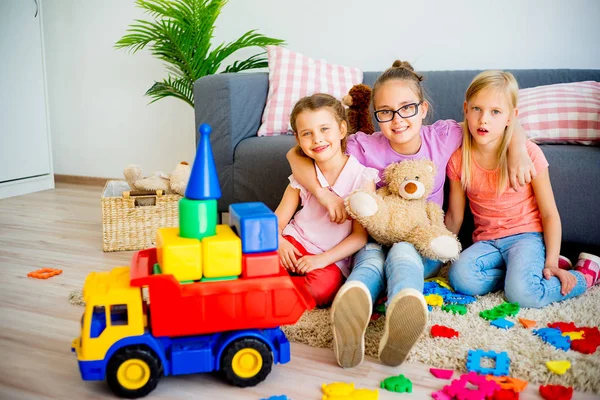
[[286, 60, 534, 369], [274, 93, 380, 307], [446, 70, 593, 309]]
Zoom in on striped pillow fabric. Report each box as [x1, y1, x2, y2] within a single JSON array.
[[257, 46, 363, 137], [519, 81, 600, 145]]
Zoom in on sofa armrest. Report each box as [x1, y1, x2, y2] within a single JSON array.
[[193, 72, 269, 211]]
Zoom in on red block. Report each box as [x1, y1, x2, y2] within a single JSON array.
[[547, 322, 577, 332], [431, 324, 459, 338], [539, 384, 573, 400], [242, 251, 281, 278], [490, 388, 519, 400]]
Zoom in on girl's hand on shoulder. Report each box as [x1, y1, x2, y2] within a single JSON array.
[[315, 187, 348, 224], [508, 147, 537, 191], [295, 255, 327, 275], [278, 237, 302, 272], [543, 267, 577, 296]]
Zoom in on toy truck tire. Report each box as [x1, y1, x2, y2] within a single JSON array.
[[106, 346, 163, 399], [220, 337, 273, 387]]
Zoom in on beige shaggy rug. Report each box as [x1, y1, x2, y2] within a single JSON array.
[[68, 286, 600, 394]]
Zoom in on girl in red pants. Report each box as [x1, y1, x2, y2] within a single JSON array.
[[274, 94, 379, 306]]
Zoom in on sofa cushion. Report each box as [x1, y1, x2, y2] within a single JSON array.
[[519, 81, 600, 145], [257, 46, 362, 137]]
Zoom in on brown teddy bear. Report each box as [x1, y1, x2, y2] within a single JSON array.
[[345, 159, 461, 262], [342, 84, 375, 135]]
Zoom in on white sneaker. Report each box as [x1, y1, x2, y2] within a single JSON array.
[[378, 288, 427, 367], [330, 281, 372, 368]]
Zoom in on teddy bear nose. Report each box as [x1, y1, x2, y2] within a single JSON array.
[[404, 182, 418, 194]]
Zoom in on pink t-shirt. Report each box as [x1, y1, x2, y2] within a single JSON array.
[[446, 141, 549, 242], [282, 155, 380, 277], [346, 120, 463, 207]]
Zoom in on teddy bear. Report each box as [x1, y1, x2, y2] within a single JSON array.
[[342, 84, 375, 135], [345, 159, 461, 262], [123, 161, 191, 196]]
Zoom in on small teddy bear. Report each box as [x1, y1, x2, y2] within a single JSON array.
[[345, 159, 461, 261], [342, 84, 375, 135], [123, 161, 191, 196]]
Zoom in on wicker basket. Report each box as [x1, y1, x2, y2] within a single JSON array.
[[101, 180, 181, 252]]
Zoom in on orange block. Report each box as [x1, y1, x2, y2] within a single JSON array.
[[519, 318, 537, 329], [28, 268, 62, 279], [486, 375, 528, 392]]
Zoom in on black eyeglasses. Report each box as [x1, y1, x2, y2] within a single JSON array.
[[374, 102, 423, 122]]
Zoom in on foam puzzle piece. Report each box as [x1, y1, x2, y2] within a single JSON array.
[[430, 368, 454, 379], [562, 331, 584, 340], [491, 318, 515, 330], [442, 304, 467, 315], [485, 376, 528, 392], [431, 325, 459, 338], [539, 384, 573, 400], [466, 349, 510, 376], [443, 371, 500, 400], [490, 388, 520, 400], [547, 322, 577, 332], [518, 318, 536, 329], [426, 294, 444, 306], [425, 277, 454, 291], [381, 374, 412, 393], [443, 293, 477, 305], [431, 389, 453, 400], [479, 302, 520, 320], [534, 328, 571, 351], [546, 360, 571, 375], [260, 396, 289, 400]]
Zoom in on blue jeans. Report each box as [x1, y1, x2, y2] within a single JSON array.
[[448, 232, 587, 308], [347, 241, 442, 306]]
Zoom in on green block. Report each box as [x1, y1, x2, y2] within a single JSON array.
[[153, 263, 162, 275], [179, 198, 217, 240], [200, 275, 238, 282]]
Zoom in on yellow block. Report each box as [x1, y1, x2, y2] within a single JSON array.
[[156, 227, 202, 281], [546, 360, 571, 375], [425, 294, 444, 307], [202, 224, 242, 278], [562, 330, 584, 340]]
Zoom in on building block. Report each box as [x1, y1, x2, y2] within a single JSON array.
[[185, 123, 222, 200], [443, 293, 476, 305], [199, 275, 237, 282], [539, 384, 573, 400], [351, 388, 379, 400], [229, 202, 278, 253], [27, 268, 62, 279], [201, 224, 242, 278], [178, 198, 217, 240], [156, 227, 202, 281], [485, 376, 528, 392], [430, 368, 454, 379], [443, 372, 500, 400], [431, 325, 459, 338], [490, 318, 515, 330], [425, 294, 444, 306], [322, 382, 354, 398], [442, 304, 467, 315], [562, 331, 584, 340], [480, 302, 519, 321], [242, 251, 280, 278], [546, 360, 571, 375], [466, 349, 510, 376], [518, 318, 536, 329], [381, 374, 412, 393]]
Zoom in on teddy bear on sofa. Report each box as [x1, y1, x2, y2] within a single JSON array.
[[345, 158, 461, 262], [123, 161, 191, 196], [342, 84, 375, 135]]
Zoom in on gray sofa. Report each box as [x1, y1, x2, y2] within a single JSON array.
[[194, 69, 600, 259]]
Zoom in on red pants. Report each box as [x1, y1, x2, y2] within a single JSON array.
[[282, 235, 344, 307]]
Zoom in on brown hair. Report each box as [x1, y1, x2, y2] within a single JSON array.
[[372, 60, 427, 109], [290, 93, 349, 157]]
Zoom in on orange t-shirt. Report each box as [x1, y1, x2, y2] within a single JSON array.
[[446, 141, 549, 243]]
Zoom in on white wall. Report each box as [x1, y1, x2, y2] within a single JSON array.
[[43, 0, 600, 178]]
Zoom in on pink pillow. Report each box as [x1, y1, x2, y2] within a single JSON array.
[[518, 81, 600, 145], [257, 46, 363, 137]]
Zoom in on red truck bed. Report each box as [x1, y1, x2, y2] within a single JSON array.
[[130, 248, 315, 337]]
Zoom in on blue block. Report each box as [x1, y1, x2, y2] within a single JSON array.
[[490, 318, 515, 330], [229, 202, 278, 253], [185, 124, 222, 200], [466, 349, 510, 376], [443, 293, 477, 305]]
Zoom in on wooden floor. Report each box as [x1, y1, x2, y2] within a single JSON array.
[[0, 183, 595, 400]]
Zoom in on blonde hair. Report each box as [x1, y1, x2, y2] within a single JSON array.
[[290, 93, 349, 157], [461, 70, 519, 196]]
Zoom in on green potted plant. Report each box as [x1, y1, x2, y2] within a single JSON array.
[[115, 0, 284, 107]]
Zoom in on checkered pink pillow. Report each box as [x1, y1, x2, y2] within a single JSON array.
[[257, 46, 363, 137], [519, 81, 600, 145]]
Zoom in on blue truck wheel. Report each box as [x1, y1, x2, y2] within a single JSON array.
[[220, 338, 273, 387], [106, 346, 163, 399]]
